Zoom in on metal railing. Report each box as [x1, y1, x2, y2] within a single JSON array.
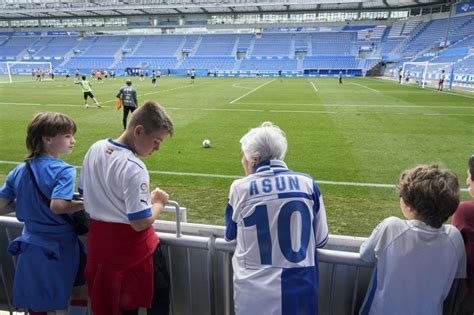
[[0, 203, 464, 315]]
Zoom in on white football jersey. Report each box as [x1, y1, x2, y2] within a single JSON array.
[[79, 138, 152, 224], [226, 160, 328, 315], [359, 217, 466, 315]]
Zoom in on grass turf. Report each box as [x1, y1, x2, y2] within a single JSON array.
[[0, 75, 473, 236]]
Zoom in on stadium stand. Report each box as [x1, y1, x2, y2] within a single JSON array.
[[193, 34, 237, 56], [240, 57, 297, 71], [79, 36, 127, 57], [116, 57, 178, 70], [132, 35, 184, 57], [303, 56, 359, 69], [401, 15, 474, 57], [0, 36, 39, 59], [310, 32, 355, 56], [252, 33, 292, 57], [0, 11, 473, 82], [0, 1, 473, 313], [33, 36, 78, 58], [63, 57, 115, 70], [179, 57, 235, 70]]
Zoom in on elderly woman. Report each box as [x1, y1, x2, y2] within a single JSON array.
[[225, 121, 329, 315]]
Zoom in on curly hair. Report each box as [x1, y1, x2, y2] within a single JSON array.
[[397, 164, 460, 228]]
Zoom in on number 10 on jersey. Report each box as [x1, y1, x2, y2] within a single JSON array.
[[243, 200, 312, 265]]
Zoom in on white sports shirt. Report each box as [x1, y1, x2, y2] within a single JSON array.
[[359, 217, 466, 315], [79, 138, 152, 224], [225, 160, 328, 315]]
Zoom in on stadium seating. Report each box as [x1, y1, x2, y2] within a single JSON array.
[[381, 39, 403, 55], [455, 54, 474, 74], [182, 35, 200, 52], [310, 32, 355, 56], [401, 15, 474, 57], [303, 56, 359, 70], [251, 33, 292, 57], [63, 57, 115, 70], [179, 57, 235, 70], [1, 12, 473, 79], [0, 36, 39, 58], [240, 57, 297, 71], [116, 57, 177, 70], [193, 34, 237, 56], [132, 35, 184, 57], [80, 36, 127, 57], [34, 36, 78, 58]]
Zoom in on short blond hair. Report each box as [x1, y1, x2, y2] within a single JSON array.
[[128, 101, 174, 136]]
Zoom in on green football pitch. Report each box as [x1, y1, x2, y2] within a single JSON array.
[[0, 75, 473, 236]]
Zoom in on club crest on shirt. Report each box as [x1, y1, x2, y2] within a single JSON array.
[[106, 147, 114, 155], [139, 183, 149, 205]]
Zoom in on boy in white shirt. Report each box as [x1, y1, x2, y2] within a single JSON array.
[[359, 164, 466, 315]]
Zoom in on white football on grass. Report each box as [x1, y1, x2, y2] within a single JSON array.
[[202, 139, 211, 148]]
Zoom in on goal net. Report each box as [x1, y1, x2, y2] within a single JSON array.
[[401, 61, 454, 89], [0, 61, 53, 84]]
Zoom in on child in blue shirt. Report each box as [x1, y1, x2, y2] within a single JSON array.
[[0, 112, 88, 315]]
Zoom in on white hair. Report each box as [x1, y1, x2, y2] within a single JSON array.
[[240, 121, 287, 162]]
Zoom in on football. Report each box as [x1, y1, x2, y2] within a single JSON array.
[[202, 139, 211, 148]]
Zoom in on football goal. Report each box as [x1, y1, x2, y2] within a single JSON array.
[[401, 61, 454, 89], [0, 61, 53, 84]]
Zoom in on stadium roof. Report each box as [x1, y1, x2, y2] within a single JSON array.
[[0, 0, 451, 19]]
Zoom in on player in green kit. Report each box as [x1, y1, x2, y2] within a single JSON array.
[[75, 75, 101, 109]]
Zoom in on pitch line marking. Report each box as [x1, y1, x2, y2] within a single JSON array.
[[2, 102, 473, 116], [374, 78, 474, 100], [229, 79, 276, 104], [45, 103, 110, 108], [270, 110, 337, 114], [443, 91, 474, 99], [424, 113, 474, 117], [232, 83, 254, 90], [0, 102, 109, 108], [1, 103, 472, 116], [349, 82, 379, 93], [0, 102, 40, 106], [235, 102, 474, 109], [104, 84, 196, 104], [310, 81, 318, 93], [0, 160, 468, 191], [166, 107, 265, 113], [103, 82, 213, 104]]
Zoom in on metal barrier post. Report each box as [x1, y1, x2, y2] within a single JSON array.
[[166, 246, 175, 315], [0, 263, 12, 315], [222, 252, 232, 315], [207, 236, 216, 315], [329, 264, 336, 315], [166, 201, 182, 238], [351, 267, 361, 315]]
